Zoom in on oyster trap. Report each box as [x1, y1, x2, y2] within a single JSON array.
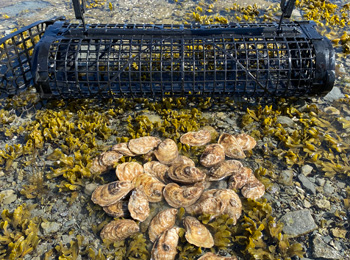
[[0, 0, 335, 99]]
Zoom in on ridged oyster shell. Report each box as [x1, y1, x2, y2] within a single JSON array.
[[103, 200, 128, 218], [128, 136, 161, 155], [241, 174, 265, 200], [116, 162, 144, 182], [184, 216, 214, 248], [100, 219, 139, 242], [154, 138, 179, 165], [200, 144, 225, 167], [134, 174, 165, 202], [168, 164, 206, 184], [172, 155, 195, 167], [111, 142, 136, 156], [228, 167, 252, 190], [151, 227, 180, 260], [180, 130, 211, 146], [198, 252, 237, 260], [218, 133, 245, 159], [143, 161, 169, 183], [207, 160, 243, 181], [148, 208, 178, 242], [128, 188, 150, 222], [91, 181, 134, 207], [163, 183, 203, 208], [235, 133, 257, 151], [99, 151, 123, 167]]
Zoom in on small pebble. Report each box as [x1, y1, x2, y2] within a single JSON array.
[[84, 183, 98, 196], [315, 198, 331, 210], [0, 189, 17, 205], [301, 165, 313, 176]]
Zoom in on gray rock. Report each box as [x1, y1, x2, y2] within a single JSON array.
[[336, 181, 346, 189], [0, 189, 17, 204], [276, 116, 294, 127], [323, 87, 345, 102], [41, 221, 62, 235], [280, 209, 317, 237], [278, 170, 294, 186], [315, 198, 331, 210], [84, 183, 98, 196], [312, 234, 342, 259], [301, 164, 313, 176], [298, 175, 316, 195], [316, 178, 325, 186], [323, 181, 335, 195]]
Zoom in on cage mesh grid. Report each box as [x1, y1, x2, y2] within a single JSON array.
[[0, 20, 55, 97], [42, 22, 316, 99]]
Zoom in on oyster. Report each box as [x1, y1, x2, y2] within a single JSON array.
[[116, 162, 144, 182], [200, 144, 225, 167], [90, 156, 108, 174], [218, 133, 245, 159], [143, 161, 169, 183], [235, 133, 257, 150], [163, 183, 203, 208], [241, 175, 265, 200], [91, 181, 134, 207], [198, 252, 237, 260], [100, 219, 139, 242], [228, 167, 252, 190], [151, 227, 180, 260], [183, 216, 214, 248], [180, 130, 211, 146], [207, 160, 243, 181], [128, 136, 161, 155], [111, 142, 136, 157], [222, 189, 242, 224], [148, 208, 178, 242], [172, 155, 195, 167], [103, 200, 128, 218], [134, 174, 165, 202], [99, 151, 123, 167], [168, 164, 206, 184], [154, 138, 179, 165], [128, 188, 150, 222]]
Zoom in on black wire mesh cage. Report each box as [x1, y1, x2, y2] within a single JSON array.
[[0, 0, 335, 100]]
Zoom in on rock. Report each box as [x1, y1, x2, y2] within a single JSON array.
[[280, 209, 317, 237], [316, 178, 325, 186], [278, 170, 294, 186], [298, 175, 316, 195], [336, 181, 346, 189], [323, 87, 345, 102], [312, 234, 342, 259], [276, 116, 294, 127], [84, 183, 98, 196], [41, 221, 62, 235], [0, 189, 17, 205], [0, 170, 4, 177], [323, 181, 335, 195], [303, 200, 312, 208], [301, 165, 313, 176], [315, 198, 331, 210], [331, 228, 347, 239]]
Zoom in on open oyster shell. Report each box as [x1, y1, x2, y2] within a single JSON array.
[[163, 183, 203, 208], [143, 161, 169, 183], [168, 164, 206, 184], [100, 219, 139, 242], [148, 208, 178, 243], [151, 227, 180, 260], [103, 200, 128, 218], [127, 136, 161, 155], [207, 160, 243, 181], [228, 167, 252, 190], [241, 175, 265, 200], [91, 181, 134, 207], [218, 133, 245, 159], [198, 252, 237, 260], [180, 130, 211, 146], [111, 142, 136, 157], [134, 173, 165, 202], [235, 133, 257, 151], [200, 144, 226, 167], [183, 216, 214, 248], [128, 188, 150, 222], [116, 162, 144, 182], [154, 138, 179, 165]]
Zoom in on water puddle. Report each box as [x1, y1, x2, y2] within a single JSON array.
[[0, 0, 51, 17]]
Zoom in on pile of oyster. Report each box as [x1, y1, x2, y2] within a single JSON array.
[[90, 130, 264, 260]]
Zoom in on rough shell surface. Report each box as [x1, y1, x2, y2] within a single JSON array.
[[116, 162, 144, 182], [200, 144, 225, 167], [228, 167, 252, 190], [151, 227, 180, 260], [221, 189, 242, 224], [163, 183, 203, 208], [198, 252, 238, 260], [154, 138, 179, 165], [241, 175, 265, 200], [218, 133, 246, 159], [99, 151, 123, 167], [90, 157, 108, 174], [143, 161, 169, 183], [148, 208, 178, 242], [100, 219, 139, 242], [184, 216, 214, 248], [128, 188, 150, 222], [128, 136, 161, 155], [172, 155, 195, 167], [180, 130, 211, 146], [208, 160, 243, 181], [111, 142, 136, 156], [235, 133, 257, 151], [91, 181, 134, 207], [103, 200, 128, 218], [168, 164, 206, 184], [134, 173, 165, 202]]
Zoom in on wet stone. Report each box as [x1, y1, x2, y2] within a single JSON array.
[[316, 178, 325, 186], [323, 86, 345, 102], [312, 234, 342, 259], [0, 189, 17, 204], [298, 175, 316, 195], [41, 221, 62, 235], [301, 164, 313, 176], [84, 183, 98, 196], [279, 209, 317, 238], [276, 116, 294, 127], [315, 198, 331, 210], [278, 170, 294, 186], [323, 181, 335, 195]]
